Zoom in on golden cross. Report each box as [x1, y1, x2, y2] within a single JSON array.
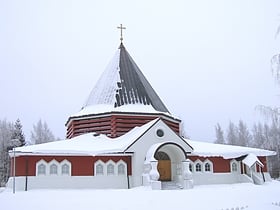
[[117, 24, 126, 42]]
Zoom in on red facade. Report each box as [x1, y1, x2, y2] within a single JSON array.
[[66, 113, 180, 139], [12, 155, 132, 177], [189, 156, 268, 173]]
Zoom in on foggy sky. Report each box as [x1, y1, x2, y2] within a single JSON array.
[[0, 0, 279, 142]]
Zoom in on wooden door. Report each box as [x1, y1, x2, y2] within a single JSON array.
[[157, 160, 171, 181]]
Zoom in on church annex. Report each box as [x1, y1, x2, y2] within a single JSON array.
[[8, 29, 275, 190]]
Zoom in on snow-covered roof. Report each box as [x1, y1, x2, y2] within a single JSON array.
[[12, 120, 276, 159], [188, 139, 276, 159], [71, 104, 169, 118], [242, 153, 264, 168], [74, 43, 170, 118], [13, 119, 159, 156]]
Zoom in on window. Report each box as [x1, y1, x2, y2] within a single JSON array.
[[62, 164, 70, 175], [107, 163, 114, 175], [195, 163, 202, 172], [205, 163, 211, 172], [118, 163, 125, 175], [96, 164, 104, 175], [38, 164, 46, 175], [189, 163, 193, 172], [232, 162, 238, 172], [50, 164, 58, 175]]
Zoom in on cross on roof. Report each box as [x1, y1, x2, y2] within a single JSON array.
[[117, 24, 126, 43]]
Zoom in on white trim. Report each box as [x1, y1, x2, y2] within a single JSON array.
[[203, 159, 213, 173], [194, 160, 203, 173], [106, 160, 116, 176], [49, 160, 60, 176], [94, 160, 105, 176], [230, 159, 240, 173], [61, 159, 71, 176], [36, 160, 48, 176], [116, 160, 127, 176]]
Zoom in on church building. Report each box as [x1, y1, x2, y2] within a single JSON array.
[[8, 27, 275, 190]]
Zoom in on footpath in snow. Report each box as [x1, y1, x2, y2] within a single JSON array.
[[1, 181, 280, 210]]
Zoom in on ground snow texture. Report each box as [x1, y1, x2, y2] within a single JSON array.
[[1, 181, 280, 210]]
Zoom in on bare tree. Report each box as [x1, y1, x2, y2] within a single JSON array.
[[31, 119, 56, 144], [214, 123, 225, 144]]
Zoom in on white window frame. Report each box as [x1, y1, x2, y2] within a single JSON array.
[[36, 159, 48, 176], [94, 160, 105, 176], [106, 160, 115, 176], [230, 159, 239, 173], [194, 160, 203, 173], [49, 159, 60, 175], [60, 159, 71, 176], [188, 160, 194, 172], [203, 159, 213, 173], [117, 160, 127, 176]]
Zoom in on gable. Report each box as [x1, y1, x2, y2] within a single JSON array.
[[124, 119, 193, 154]]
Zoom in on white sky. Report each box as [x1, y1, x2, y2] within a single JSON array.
[[0, 0, 279, 142]]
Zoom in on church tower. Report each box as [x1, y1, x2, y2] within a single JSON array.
[[65, 26, 181, 138]]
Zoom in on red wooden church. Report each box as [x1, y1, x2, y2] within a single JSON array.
[[8, 32, 275, 190]]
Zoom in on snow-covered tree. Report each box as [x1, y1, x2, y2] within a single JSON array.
[[252, 123, 266, 148], [237, 120, 251, 147], [226, 121, 238, 145], [214, 123, 225, 144], [0, 119, 13, 186], [31, 120, 56, 144], [11, 119, 25, 146]]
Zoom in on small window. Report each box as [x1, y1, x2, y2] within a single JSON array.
[[195, 163, 202, 172], [118, 163, 125, 175], [205, 163, 211, 172], [38, 164, 46, 175], [50, 164, 58, 175], [107, 163, 114, 175], [62, 164, 70, 175], [156, 129, 164, 137], [232, 162, 238, 172], [96, 164, 104, 175], [189, 163, 193, 172]]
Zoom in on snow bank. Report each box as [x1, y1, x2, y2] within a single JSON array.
[[1, 181, 280, 210]]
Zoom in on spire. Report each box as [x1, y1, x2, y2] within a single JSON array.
[[83, 44, 170, 114]]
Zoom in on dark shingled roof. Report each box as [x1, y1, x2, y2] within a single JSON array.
[[83, 43, 170, 113]]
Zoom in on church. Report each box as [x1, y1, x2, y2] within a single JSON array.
[[8, 26, 275, 190]]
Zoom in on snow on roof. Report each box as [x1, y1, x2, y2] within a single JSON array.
[[71, 104, 164, 118], [188, 139, 276, 159], [12, 119, 276, 159], [13, 119, 159, 156], [74, 43, 170, 119], [242, 153, 264, 168]]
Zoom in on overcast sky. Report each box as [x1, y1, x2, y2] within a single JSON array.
[[0, 0, 280, 142]]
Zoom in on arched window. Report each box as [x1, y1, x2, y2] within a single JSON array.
[[36, 160, 48, 176], [118, 163, 125, 175], [205, 163, 211, 172], [62, 164, 70, 175], [189, 163, 193, 172], [232, 162, 238, 172], [50, 164, 58, 175], [107, 163, 114, 175], [96, 164, 104, 175], [195, 163, 202, 172], [38, 164, 46, 175]]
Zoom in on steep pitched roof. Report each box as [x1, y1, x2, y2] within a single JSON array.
[[82, 43, 169, 114]]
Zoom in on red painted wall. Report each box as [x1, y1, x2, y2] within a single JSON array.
[[189, 156, 269, 173], [12, 155, 132, 177], [189, 156, 231, 173]]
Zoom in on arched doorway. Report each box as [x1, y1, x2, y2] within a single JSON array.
[[155, 151, 171, 181]]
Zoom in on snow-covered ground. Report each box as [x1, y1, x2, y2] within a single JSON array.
[[1, 181, 280, 210]]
